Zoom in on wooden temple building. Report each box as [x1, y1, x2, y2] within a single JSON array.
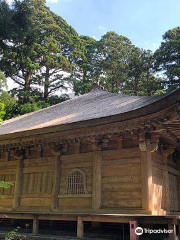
[[0, 85, 180, 239]]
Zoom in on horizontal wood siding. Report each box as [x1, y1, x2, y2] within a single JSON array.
[[102, 148, 142, 208]]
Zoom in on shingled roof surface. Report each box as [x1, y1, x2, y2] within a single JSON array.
[[0, 88, 176, 136]]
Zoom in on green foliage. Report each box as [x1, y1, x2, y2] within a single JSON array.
[[5, 230, 18, 240], [69, 35, 97, 95], [5, 227, 26, 240], [70, 32, 165, 96], [122, 49, 165, 96], [0, 0, 84, 103], [0, 0, 174, 121], [0, 181, 15, 239], [71, 78, 92, 95], [0, 181, 14, 188], [97, 32, 133, 93], [0, 102, 6, 122], [0, 91, 18, 120], [0, 72, 7, 91], [154, 27, 180, 89]]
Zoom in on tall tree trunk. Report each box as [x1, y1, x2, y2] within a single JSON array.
[[44, 67, 50, 101], [23, 73, 31, 103]]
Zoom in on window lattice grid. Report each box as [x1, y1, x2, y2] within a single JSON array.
[[67, 171, 86, 195]]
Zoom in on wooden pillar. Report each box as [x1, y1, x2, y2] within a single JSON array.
[[168, 219, 177, 240], [177, 176, 180, 212], [139, 139, 158, 212], [13, 151, 24, 209], [4, 151, 9, 161], [161, 146, 175, 213], [32, 215, 39, 235], [77, 216, 84, 238], [117, 136, 123, 150], [163, 164, 170, 212], [139, 141, 153, 212], [92, 140, 102, 210], [130, 220, 138, 240], [51, 152, 61, 210]]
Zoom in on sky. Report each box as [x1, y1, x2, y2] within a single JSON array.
[[45, 0, 180, 52]]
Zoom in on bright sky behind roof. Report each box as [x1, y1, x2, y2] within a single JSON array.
[[46, 0, 180, 52]]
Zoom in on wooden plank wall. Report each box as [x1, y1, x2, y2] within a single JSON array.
[[0, 152, 16, 208], [168, 152, 180, 212], [20, 146, 54, 211], [0, 138, 143, 212], [102, 139, 142, 209]]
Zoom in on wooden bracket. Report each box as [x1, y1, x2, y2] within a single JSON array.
[[150, 142, 159, 152], [14, 149, 24, 160], [50, 144, 62, 156], [160, 142, 175, 157], [101, 138, 109, 148], [139, 141, 147, 152], [139, 140, 159, 153], [34, 145, 42, 157], [90, 138, 102, 151], [74, 142, 80, 154], [62, 143, 68, 154]]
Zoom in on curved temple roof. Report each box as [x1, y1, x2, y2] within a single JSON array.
[[0, 88, 180, 136]]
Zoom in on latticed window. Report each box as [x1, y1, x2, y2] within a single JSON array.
[[66, 169, 88, 195]]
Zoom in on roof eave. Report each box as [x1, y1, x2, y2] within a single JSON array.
[[0, 88, 180, 141]]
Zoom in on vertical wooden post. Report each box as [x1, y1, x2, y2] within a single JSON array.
[[130, 220, 138, 240], [92, 140, 102, 210], [117, 136, 123, 150], [77, 216, 84, 238], [51, 154, 61, 210], [168, 219, 177, 240], [163, 165, 170, 212], [32, 215, 39, 235], [177, 176, 180, 212], [74, 141, 80, 154], [4, 151, 9, 161], [161, 146, 175, 213], [13, 151, 24, 209], [139, 141, 153, 212], [139, 138, 158, 213]]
